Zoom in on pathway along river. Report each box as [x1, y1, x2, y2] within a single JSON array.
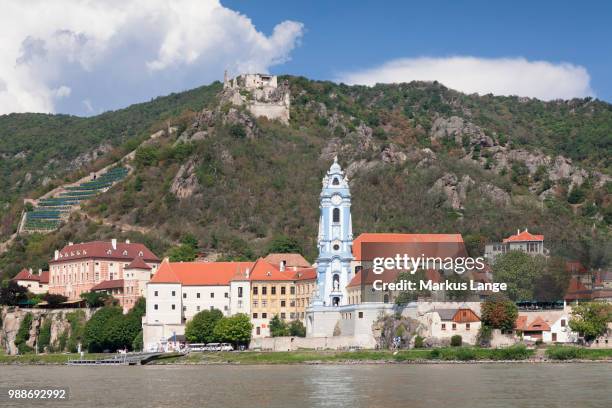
[[0, 363, 610, 407]]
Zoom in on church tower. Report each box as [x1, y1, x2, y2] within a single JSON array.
[[312, 157, 354, 307]]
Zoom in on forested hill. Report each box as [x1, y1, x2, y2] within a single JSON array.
[[0, 76, 610, 278]]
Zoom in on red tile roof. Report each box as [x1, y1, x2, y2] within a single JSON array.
[[12, 269, 49, 283], [91, 279, 124, 291], [565, 277, 592, 301], [126, 257, 152, 270], [51, 241, 160, 263], [502, 230, 544, 243], [264, 253, 311, 268], [352, 233, 466, 260], [515, 316, 551, 332], [151, 260, 254, 286]]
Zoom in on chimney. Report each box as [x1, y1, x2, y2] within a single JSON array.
[[517, 229, 520, 235], [38, 269, 42, 276], [245, 268, 250, 278], [28, 268, 33, 274], [125, 239, 130, 244], [280, 260, 286, 272], [54, 250, 59, 261], [111, 238, 117, 250], [68, 241, 74, 246]]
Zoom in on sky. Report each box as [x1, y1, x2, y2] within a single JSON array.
[[1, 0, 611, 116]]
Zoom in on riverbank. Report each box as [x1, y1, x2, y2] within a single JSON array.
[[2, 346, 610, 365]]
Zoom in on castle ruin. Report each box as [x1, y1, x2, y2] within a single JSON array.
[[223, 72, 290, 124]]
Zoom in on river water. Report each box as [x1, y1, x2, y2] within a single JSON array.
[[0, 363, 610, 408]]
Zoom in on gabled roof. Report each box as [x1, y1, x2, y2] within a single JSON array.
[[352, 233, 466, 260], [249, 258, 295, 281], [12, 269, 40, 282], [502, 230, 544, 243], [264, 253, 311, 268], [126, 257, 152, 270], [515, 316, 551, 332], [435, 309, 459, 321], [291, 268, 317, 281], [91, 279, 124, 291], [51, 240, 160, 263], [150, 260, 254, 286]]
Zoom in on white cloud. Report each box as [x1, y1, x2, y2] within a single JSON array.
[[340, 56, 594, 101], [53, 86, 71, 98], [0, 0, 304, 115]]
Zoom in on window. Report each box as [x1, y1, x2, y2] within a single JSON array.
[[452, 323, 457, 330], [271, 286, 276, 295], [290, 286, 295, 295], [281, 286, 286, 295], [290, 300, 295, 307], [238, 287, 243, 298], [154, 291, 158, 297], [358, 312, 363, 319], [253, 313, 258, 318], [183, 306, 187, 312], [332, 178, 339, 185], [262, 313, 267, 319], [466, 323, 470, 331], [256, 327, 261, 335], [197, 306, 200, 312], [262, 287, 267, 295], [171, 290, 176, 296], [281, 300, 286, 307], [224, 306, 228, 311], [183, 293, 187, 299], [281, 313, 286, 319], [197, 293, 200, 298], [171, 304, 176, 310], [441, 323, 446, 330], [253, 286, 258, 295], [224, 292, 229, 298], [210, 292, 214, 298], [154, 304, 158, 310], [560, 319, 566, 327], [333, 208, 340, 223], [290, 313, 295, 319]]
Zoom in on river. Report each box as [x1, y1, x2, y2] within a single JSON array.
[[0, 363, 610, 407]]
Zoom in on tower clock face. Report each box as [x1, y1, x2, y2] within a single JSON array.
[[331, 194, 342, 205]]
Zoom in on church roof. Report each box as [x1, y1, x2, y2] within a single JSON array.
[[352, 233, 466, 260]]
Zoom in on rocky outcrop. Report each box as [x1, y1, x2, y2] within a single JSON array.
[[429, 173, 474, 210], [1, 307, 94, 355], [67, 142, 113, 171], [170, 159, 199, 199], [380, 143, 407, 164], [430, 116, 494, 147], [372, 314, 422, 349], [479, 183, 511, 206], [345, 159, 379, 178]]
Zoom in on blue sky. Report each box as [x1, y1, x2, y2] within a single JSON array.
[[1, 0, 610, 116], [225, 0, 612, 99]]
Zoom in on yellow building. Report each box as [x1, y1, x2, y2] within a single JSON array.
[[249, 258, 316, 337]]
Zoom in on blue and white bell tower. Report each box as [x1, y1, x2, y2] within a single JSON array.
[[312, 157, 354, 307]]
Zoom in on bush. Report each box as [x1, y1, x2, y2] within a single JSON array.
[[413, 335, 424, 349], [546, 346, 583, 360], [450, 335, 462, 347], [80, 291, 112, 308], [491, 345, 531, 360], [269, 315, 289, 337], [38, 318, 52, 352], [15, 313, 33, 354], [185, 309, 223, 343], [288, 320, 306, 337], [43, 293, 68, 306]]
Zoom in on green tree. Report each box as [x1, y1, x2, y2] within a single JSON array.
[[269, 315, 289, 337], [288, 320, 306, 337], [80, 291, 112, 308], [493, 251, 545, 301], [212, 314, 252, 347], [181, 233, 199, 250], [569, 302, 612, 342], [185, 309, 223, 343], [132, 330, 144, 351], [534, 257, 571, 302], [480, 293, 518, 332], [83, 306, 123, 352], [15, 313, 33, 354], [266, 235, 303, 254], [0, 280, 28, 306], [43, 293, 68, 306], [166, 244, 198, 262]]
